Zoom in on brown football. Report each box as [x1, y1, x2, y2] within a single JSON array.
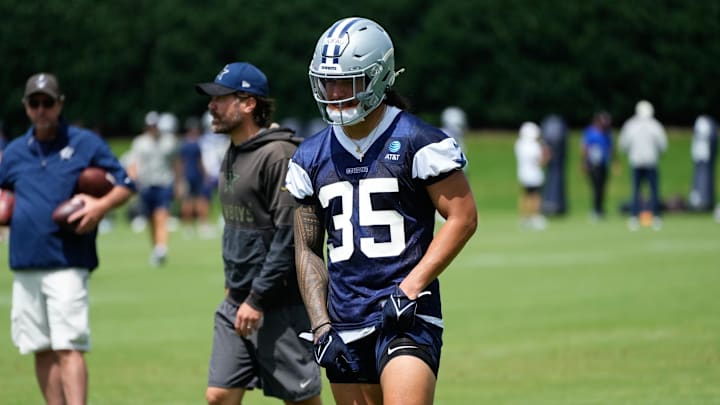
[[52, 198, 85, 232], [77, 167, 115, 198], [0, 189, 14, 225]]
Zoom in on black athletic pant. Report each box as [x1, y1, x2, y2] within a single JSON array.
[[588, 165, 608, 216]]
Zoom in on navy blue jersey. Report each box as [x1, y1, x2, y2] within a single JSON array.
[[286, 107, 466, 331], [582, 125, 613, 167], [0, 123, 134, 271], [179, 138, 204, 189]]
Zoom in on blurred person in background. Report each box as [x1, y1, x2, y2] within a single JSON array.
[[689, 115, 717, 212], [177, 115, 213, 238], [619, 100, 667, 231], [440, 106, 468, 157], [0, 72, 134, 405], [199, 110, 230, 228], [126, 111, 180, 265], [581, 111, 614, 221], [515, 121, 550, 229], [196, 62, 322, 405]]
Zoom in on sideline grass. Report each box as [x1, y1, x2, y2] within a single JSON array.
[[439, 212, 719, 404], [0, 131, 718, 404]]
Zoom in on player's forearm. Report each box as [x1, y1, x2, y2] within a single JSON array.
[[299, 253, 330, 332], [401, 198, 477, 298], [294, 205, 331, 330]]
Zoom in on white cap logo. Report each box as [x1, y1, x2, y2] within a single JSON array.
[[216, 66, 230, 81], [37, 74, 49, 89]]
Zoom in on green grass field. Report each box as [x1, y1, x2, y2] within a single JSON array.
[[1, 130, 718, 404]]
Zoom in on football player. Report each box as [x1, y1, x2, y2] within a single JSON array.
[[286, 17, 478, 405]]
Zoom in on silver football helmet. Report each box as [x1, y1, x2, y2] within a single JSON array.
[[309, 17, 398, 126]]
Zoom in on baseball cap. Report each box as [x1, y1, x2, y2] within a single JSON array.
[[24, 73, 63, 100], [145, 110, 160, 126], [519, 121, 540, 140], [195, 62, 269, 97]]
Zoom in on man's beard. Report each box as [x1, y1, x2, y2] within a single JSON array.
[[211, 112, 243, 134]]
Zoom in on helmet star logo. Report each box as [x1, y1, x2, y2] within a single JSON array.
[[310, 17, 396, 126]]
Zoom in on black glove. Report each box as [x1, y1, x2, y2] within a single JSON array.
[[314, 328, 360, 374], [382, 285, 420, 332]]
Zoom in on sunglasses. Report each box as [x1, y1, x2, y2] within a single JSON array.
[[27, 98, 56, 109]]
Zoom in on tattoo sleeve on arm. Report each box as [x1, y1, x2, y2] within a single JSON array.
[[294, 204, 331, 329]]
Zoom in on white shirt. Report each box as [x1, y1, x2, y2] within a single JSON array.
[[619, 116, 667, 167], [129, 131, 178, 187], [514, 135, 544, 187]]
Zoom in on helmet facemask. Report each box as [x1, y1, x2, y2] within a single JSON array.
[[310, 60, 393, 126], [309, 17, 397, 126]]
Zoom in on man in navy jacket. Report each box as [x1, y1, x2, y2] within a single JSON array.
[[0, 72, 135, 405]]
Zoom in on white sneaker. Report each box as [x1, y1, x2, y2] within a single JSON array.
[[652, 217, 663, 231], [150, 246, 167, 267], [131, 216, 147, 233], [167, 216, 180, 232], [627, 217, 640, 231], [530, 215, 547, 230]]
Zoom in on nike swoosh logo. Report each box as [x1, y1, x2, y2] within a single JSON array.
[[395, 302, 414, 316], [387, 345, 418, 355], [299, 379, 313, 389], [315, 335, 332, 362]]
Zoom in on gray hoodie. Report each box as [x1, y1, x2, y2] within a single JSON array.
[[218, 127, 303, 309], [619, 103, 667, 168]]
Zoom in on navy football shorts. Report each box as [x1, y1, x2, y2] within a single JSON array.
[[325, 319, 442, 384]]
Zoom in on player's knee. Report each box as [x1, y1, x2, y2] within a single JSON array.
[[205, 387, 231, 405]]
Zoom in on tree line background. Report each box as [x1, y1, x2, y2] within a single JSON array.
[[1, 0, 718, 138]]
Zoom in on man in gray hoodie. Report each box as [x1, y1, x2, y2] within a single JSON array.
[[619, 100, 668, 230], [196, 62, 322, 405]]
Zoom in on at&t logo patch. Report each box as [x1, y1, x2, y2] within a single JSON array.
[[383, 140, 402, 162], [388, 141, 402, 153]]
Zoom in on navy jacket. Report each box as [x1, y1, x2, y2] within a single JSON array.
[[0, 123, 134, 271]]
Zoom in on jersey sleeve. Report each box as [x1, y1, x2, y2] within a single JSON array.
[[411, 130, 466, 186], [285, 158, 315, 204], [412, 136, 466, 180]]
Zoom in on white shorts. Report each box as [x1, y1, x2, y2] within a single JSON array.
[[11, 268, 90, 354]]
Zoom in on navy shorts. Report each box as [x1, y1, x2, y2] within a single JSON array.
[[325, 319, 443, 384], [185, 175, 205, 197], [139, 185, 174, 215]]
